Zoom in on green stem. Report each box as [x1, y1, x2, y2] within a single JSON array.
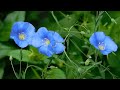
[[94, 50, 117, 79], [94, 50, 105, 78], [23, 63, 28, 79], [64, 21, 78, 42], [51, 11, 61, 27], [59, 11, 66, 17], [19, 48, 22, 79], [94, 11, 104, 32], [64, 50, 78, 68], [95, 49, 98, 62], [31, 67, 41, 79], [105, 11, 112, 20], [99, 64, 118, 79], [80, 25, 88, 31], [10, 58, 19, 79], [105, 11, 117, 24], [23, 64, 42, 79], [42, 59, 53, 79], [80, 61, 102, 78], [75, 24, 89, 31], [70, 39, 88, 58]]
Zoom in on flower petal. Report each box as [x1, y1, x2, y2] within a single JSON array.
[[47, 31, 55, 43], [10, 22, 20, 39], [13, 37, 28, 48], [37, 27, 48, 39], [23, 22, 35, 36], [30, 33, 44, 48], [100, 50, 111, 55], [38, 45, 54, 57], [20, 22, 35, 44], [103, 36, 118, 52], [10, 21, 35, 39], [89, 33, 99, 49], [12, 22, 28, 32], [89, 32, 106, 49], [94, 32, 106, 42], [53, 43, 65, 54], [53, 32, 64, 43], [48, 31, 64, 43]]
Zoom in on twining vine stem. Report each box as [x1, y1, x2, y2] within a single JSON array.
[[9, 56, 19, 79]]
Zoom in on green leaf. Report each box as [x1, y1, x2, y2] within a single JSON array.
[[8, 49, 31, 62], [46, 67, 66, 79], [0, 42, 14, 59], [0, 11, 26, 41], [65, 60, 79, 79], [87, 45, 95, 56], [7, 49, 40, 64], [31, 67, 41, 79], [23, 67, 41, 79], [108, 49, 120, 68], [59, 14, 78, 28], [29, 46, 48, 61], [7, 47, 48, 64], [53, 58, 65, 68], [77, 11, 95, 38], [4, 11, 25, 23], [0, 20, 3, 30], [0, 62, 5, 79], [109, 17, 120, 45], [107, 11, 120, 19], [47, 13, 81, 37]]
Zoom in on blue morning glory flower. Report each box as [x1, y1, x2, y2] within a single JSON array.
[[89, 32, 118, 55], [10, 21, 35, 48], [30, 27, 65, 57]]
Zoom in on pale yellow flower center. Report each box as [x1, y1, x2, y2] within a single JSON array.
[[98, 45, 105, 50], [19, 33, 25, 40], [98, 42, 105, 50], [45, 38, 50, 45]]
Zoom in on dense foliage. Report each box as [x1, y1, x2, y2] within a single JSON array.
[[0, 11, 120, 79]]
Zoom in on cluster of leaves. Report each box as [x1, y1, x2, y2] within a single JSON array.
[[0, 11, 120, 79]]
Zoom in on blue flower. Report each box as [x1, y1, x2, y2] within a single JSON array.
[[89, 32, 118, 55], [10, 21, 35, 48], [31, 27, 65, 57]]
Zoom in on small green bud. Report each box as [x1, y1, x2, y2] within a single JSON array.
[[9, 56, 13, 61], [85, 59, 91, 66], [111, 18, 117, 24]]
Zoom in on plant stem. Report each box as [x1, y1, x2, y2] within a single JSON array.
[[19, 48, 22, 79], [80, 61, 102, 78], [70, 39, 88, 58], [23, 64, 42, 79], [10, 58, 19, 79], [64, 21, 78, 42], [51, 11, 61, 27], [95, 49, 98, 62], [42, 59, 53, 79], [31, 67, 41, 79], [104, 11, 113, 20], [64, 50, 78, 68], [59, 11, 66, 17], [94, 11, 104, 32], [99, 64, 118, 79]]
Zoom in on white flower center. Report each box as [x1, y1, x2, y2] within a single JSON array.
[[44, 38, 50, 45], [98, 42, 105, 50], [19, 33, 25, 40]]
